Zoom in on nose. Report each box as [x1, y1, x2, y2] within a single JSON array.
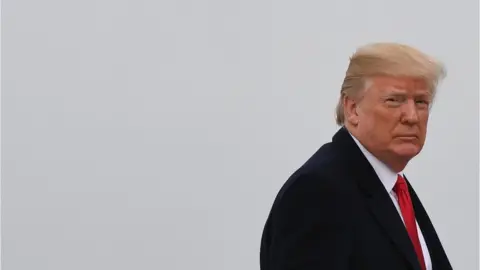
[[401, 100, 419, 124]]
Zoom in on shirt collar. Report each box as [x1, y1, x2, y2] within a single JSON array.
[[349, 132, 403, 193]]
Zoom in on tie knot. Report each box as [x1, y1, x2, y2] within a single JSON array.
[[394, 174, 408, 193]]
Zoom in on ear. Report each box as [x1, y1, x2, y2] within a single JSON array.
[[343, 95, 359, 126]]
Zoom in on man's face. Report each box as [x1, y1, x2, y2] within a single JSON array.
[[349, 76, 432, 171]]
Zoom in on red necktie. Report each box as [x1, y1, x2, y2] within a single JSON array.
[[394, 174, 426, 270]]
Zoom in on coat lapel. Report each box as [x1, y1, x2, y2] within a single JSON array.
[[332, 128, 422, 270], [364, 189, 422, 270], [406, 178, 453, 270]]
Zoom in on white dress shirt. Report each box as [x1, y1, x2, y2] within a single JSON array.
[[350, 134, 432, 270]]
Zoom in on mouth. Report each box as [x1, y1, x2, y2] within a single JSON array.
[[395, 135, 418, 140]]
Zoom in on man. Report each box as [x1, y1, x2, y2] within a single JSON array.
[[260, 43, 452, 270]]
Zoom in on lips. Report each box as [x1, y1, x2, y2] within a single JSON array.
[[396, 135, 418, 140]]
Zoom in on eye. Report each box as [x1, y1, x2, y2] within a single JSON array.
[[385, 96, 402, 104], [416, 100, 430, 106]]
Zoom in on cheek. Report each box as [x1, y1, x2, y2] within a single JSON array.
[[419, 114, 429, 132], [364, 113, 396, 135], [420, 110, 429, 121]]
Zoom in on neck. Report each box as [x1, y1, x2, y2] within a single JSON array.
[[380, 155, 408, 173]]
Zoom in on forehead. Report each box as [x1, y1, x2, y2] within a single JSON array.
[[369, 76, 430, 94]]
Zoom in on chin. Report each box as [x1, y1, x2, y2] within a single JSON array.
[[393, 144, 422, 159]]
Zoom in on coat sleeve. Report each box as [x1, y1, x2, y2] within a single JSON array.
[[267, 172, 354, 269]]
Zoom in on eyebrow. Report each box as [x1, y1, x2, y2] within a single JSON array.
[[384, 88, 431, 98]]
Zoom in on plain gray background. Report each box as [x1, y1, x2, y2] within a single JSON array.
[[2, 0, 478, 269]]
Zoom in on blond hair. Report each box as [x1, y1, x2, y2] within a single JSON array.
[[335, 42, 446, 125]]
